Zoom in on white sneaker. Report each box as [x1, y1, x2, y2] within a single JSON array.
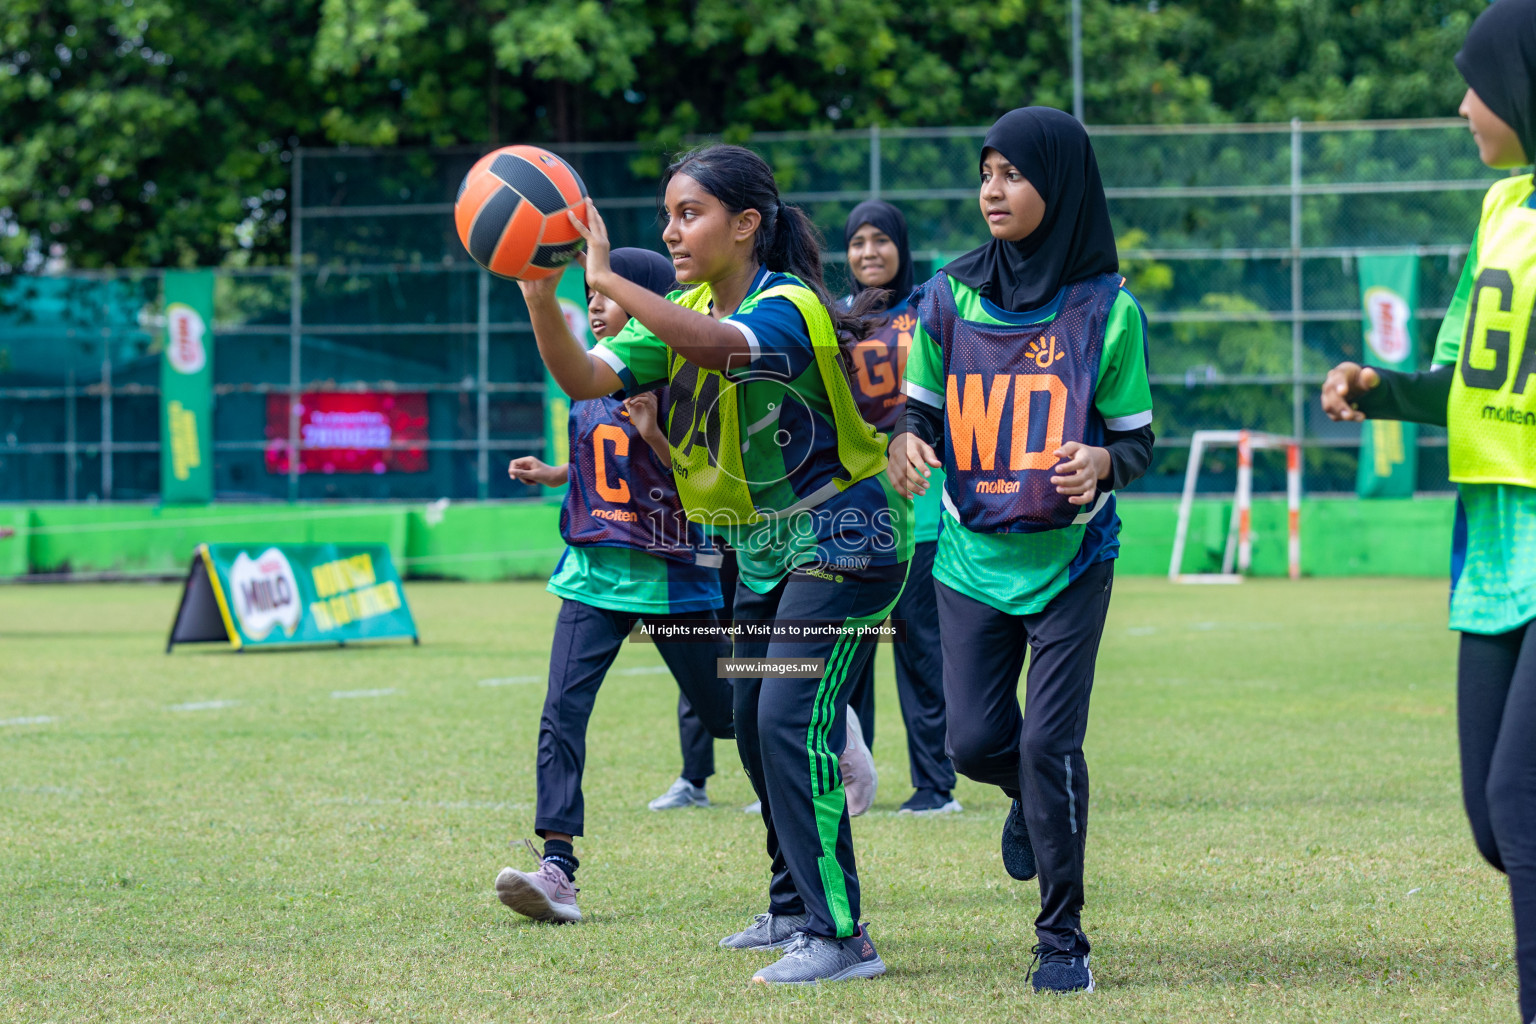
[[648, 776, 710, 810], [743, 799, 763, 814], [841, 709, 878, 816]]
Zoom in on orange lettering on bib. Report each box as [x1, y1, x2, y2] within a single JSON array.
[[947, 373, 1011, 471], [592, 423, 631, 503], [1010, 375, 1069, 470]]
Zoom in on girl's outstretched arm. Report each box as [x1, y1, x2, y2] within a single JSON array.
[[1324, 362, 1451, 427], [571, 206, 750, 373], [519, 272, 623, 400]]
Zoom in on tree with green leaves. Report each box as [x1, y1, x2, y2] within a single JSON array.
[[0, 0, 1489, 270]]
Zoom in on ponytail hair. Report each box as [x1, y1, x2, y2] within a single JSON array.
[[661, 144, 882, 351]]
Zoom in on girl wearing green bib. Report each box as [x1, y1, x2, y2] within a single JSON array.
[[521, 145, 908, 986], [1324, 4, 1536, 1017]]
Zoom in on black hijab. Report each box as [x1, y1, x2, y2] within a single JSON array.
[[944, 106, 1118, 313], [843, 200, 914, 309], [608, 247, 679, 296], [1456, 0, 1536, 163]]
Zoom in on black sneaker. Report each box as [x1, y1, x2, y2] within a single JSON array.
[[1001, 799, 1037, 881], [898, 788, 963, 815], [1027, 943, 1093, 993]]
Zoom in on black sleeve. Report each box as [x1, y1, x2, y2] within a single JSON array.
[[894, 400, 945, 461], [1352, 364, 1452, 427], [1103, 424, 1155, 492]]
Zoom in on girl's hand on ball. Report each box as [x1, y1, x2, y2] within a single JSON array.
[[570, 201, 613, 293], [1321, 361, 1380, 422], [517, 273, 562, 304]]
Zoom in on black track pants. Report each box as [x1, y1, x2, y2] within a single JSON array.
[[842, 540, 955, 792], [731, 564, 906, 939], [674, 549, 739, 781], [676, 693, 716, 782], [936, 559, 1114, 954], [1458, 619, 1536, 1023], [534, 599, 733, 837]]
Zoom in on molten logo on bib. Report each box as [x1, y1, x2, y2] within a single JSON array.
[[229, 547, 303, 640]]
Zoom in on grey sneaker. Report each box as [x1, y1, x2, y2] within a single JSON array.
[[494, 860, 581, 924], [751, 924, 886, 985], [842, 709, 878, 816], [742, 799, 762, 814], [719, 911, 809, 950], [648, 777, 710, 810]]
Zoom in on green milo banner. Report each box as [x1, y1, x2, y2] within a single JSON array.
[[167, 543, 418, 651], [160, 270, 216, 504], [1356, 252, 1419, 498], [542, 265, 596, 497]]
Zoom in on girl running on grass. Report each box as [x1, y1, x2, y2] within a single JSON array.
[[839, 199, 961, 817], [1323, 5, 1536, 1017], [523, 144, 908, 985], [494, 247, 735, 926], [888, 107, 1154, 995]]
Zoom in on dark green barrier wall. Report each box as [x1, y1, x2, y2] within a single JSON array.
[[2, 496, 1455, 582]]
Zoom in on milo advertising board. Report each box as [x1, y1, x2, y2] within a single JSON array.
[[167, 543, 419, 651], [160, 271, 215, 504]]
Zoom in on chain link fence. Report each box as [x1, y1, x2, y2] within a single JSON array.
[[0, 118, 1502, 502]]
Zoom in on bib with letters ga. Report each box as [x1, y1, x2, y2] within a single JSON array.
[[846, 295, 916, 434], [922, 272, 1120, 533], [1448, 175, 1536, 488]]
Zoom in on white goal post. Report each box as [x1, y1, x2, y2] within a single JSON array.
[[1168, 430, 1301, 584]]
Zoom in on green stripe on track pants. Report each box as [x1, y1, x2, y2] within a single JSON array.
[[731, 561, 907, 939]]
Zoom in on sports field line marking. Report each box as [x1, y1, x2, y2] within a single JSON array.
[[330, 688, 399, 700], [0, 715, 55, 727], [167, 699, 241, 712], [478, 676, 541, 687], [478, 665, 664, 687], [2, 783, 80, 797], [316, 795, 531, 813]]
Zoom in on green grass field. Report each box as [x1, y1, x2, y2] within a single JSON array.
[[0, 577, 1518, 1022]]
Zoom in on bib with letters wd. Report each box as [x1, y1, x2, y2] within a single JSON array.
[[922, 272, 1120, 533], [663, 280, 888, 526], [846, 295, 916, 433], [561, 394, 713, 564], [1448, 175, 1536, 488]]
